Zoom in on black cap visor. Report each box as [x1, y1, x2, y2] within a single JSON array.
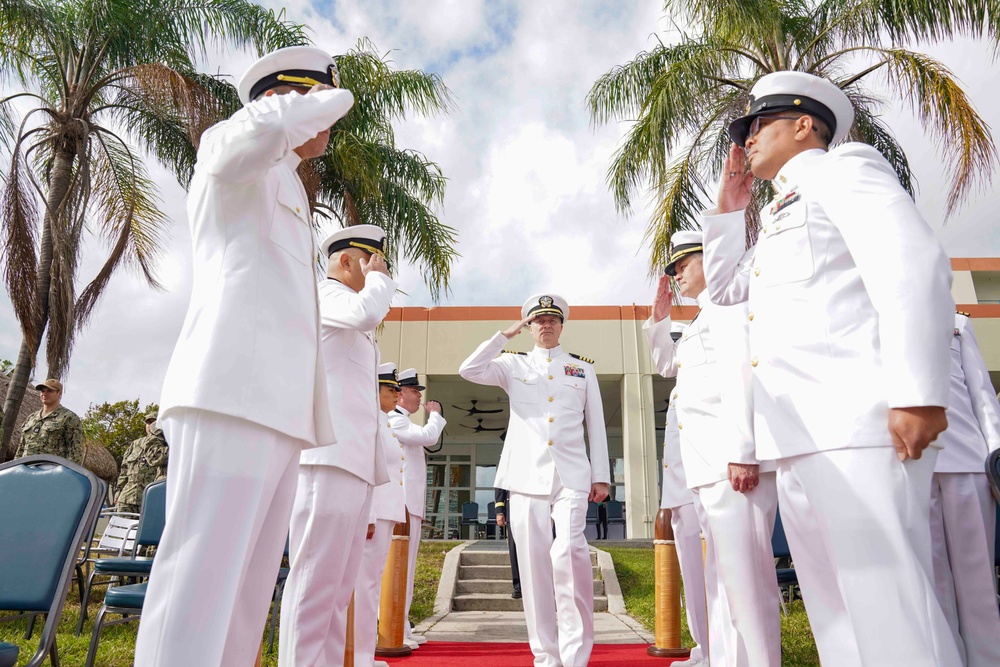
[[728, 94, 837, 146]]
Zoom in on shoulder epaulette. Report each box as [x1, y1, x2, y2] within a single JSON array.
[[502, 350, 526, 355], [570, 353, 595, 364], [957, 310, 971, 317]]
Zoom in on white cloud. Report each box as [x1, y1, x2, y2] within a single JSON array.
[[0, 1, 997, 411]]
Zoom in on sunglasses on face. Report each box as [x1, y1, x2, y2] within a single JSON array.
[[744, 114, 803, 146]]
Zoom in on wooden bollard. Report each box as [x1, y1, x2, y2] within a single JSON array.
[[375, 511, 414, 657], [344, 592, 355, 667], [647, 508, 692, 659]]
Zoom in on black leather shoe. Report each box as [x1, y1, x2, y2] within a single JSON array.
[[512, 590, 522, 599]]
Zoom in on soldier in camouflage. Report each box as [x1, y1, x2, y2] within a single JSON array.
[[16, 379, 84, 466], [116, 411, 169, 513]]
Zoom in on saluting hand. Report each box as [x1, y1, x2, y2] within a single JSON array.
[[717, 144, 754, 214], [728, 462, 759, 493], [306, 82, 335, 95], [360, 253, 389, 277], [502, 315, 535, 340], [424, 400, 442, 414], [889, 407, 948, 462], [652, 275, 673, 323]]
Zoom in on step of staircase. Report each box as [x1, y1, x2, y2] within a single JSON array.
[[452, 546, 607, 613]]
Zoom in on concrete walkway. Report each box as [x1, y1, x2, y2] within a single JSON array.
[[414, 541, 654, 644]]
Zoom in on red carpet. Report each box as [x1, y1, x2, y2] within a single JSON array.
[[383, 642, 688, 665]]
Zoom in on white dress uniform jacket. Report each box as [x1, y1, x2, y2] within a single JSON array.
[[643, 294, 767, 488], [701, 144, 954, 459], [459, 333, 611, 494], [658, 401, 691, 509], [370, 411, 406, 523], [389, 407, 447, 518], [937, 313, 1000, 470], [160, 89, 354, 447], [300, 276, 394, 485]]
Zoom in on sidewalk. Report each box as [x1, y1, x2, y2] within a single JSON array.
[[417, 610, 654, 644]]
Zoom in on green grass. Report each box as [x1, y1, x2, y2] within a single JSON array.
[[604, 547, 821, 667], [0, 540, 461, 666]]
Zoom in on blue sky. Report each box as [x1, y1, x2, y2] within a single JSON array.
[[0, 0, 998, 411]]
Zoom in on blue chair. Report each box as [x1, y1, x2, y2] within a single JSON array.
[[85, 582, 147, 667], [0, 455, 102, 667], [606, 500, 625, 539], [459, 501, 481, 539], [76, 479, 166, 634], [771, 508, 798, 615]]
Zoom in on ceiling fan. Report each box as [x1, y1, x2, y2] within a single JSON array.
[[452, 400, 504, 415], [461, 418, 506, 433]]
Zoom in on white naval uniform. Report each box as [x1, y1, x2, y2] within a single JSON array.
[[657, 399, 708, 665], [279, 275, 395, 667], [460, 334, 610, 667], [387, 405, 447, 641], [930, 313, 1000, 666], [354, 411, 407, 667], [644, 296, 780, 667], [701, 143, 960, 666], [137, 88, 352, 667]]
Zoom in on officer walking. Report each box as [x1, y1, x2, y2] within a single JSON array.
[[388, 367, 447, 646], [280, 224, 394, 666], [929, 310, 1000, 666], [16, 379, 84, 466], [137, 46, 351, 666], [115, 412, 168, 514], [460, 293, 610, 667], [645, 233, 780, 667], [652, 321, 709, 667], [701, 71, 960, 665]]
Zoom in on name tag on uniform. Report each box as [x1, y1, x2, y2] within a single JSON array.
[[770, 191, 800, 216], [564, 364, 585, 378]]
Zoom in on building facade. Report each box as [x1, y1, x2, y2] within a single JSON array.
[[381, 258, 1000, 540]]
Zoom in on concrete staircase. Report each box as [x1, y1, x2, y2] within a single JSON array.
[[452, 546, 607, 612]]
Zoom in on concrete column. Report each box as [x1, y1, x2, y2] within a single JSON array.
[[620, 372, 659, 539], [952, 269, 977, 304]]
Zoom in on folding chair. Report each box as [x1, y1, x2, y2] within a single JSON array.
[[0, 455, 102, 667], [606, 500, 626, 539], [771, 508, 798, 615], [76, 479, 166, 634], [459, 501, 481, 539], [85, 582, 147, 667]]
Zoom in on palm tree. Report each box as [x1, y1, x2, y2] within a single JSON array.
[[587, 0, 997, 273], [0, 0, 310, 456]]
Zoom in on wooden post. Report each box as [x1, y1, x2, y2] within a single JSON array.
[[254, 644, 262, 667], [647, 508, 692, 659], [375, 511, 414, 657], [344, 592, 355, 667]]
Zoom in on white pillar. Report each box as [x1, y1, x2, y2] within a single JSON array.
[[621, 372, 659, 539]]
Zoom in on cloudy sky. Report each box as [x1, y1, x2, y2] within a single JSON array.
[[1, 0, 999, 413]]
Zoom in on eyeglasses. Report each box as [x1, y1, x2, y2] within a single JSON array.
[[745, 114, 804, 146]]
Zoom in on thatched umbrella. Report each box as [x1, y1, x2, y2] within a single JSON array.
[[82, 440, 118, 485]]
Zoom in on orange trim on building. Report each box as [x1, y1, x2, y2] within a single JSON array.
[[389, 304, 702, 321], [951, 257, 1000, 271]]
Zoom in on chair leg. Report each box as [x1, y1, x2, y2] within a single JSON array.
[[24, 613, 36, 639], [779, 588, 788, 616], [85, 605, 109, 667], [76, 567, 98, 635], [268, 581, 286, 654], [50, 638, 60, 667]]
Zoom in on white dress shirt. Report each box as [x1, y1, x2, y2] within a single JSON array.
[[936, 312, 1000, 472], [459, 333, 611, 495], [388, 407, 447, 518], [160, 89, 355, 447], [299, 276, 395, 485], [700, 144, 954, 459]]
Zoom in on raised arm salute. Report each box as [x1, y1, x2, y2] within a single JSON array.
[[698, 71, 958, 667], [459, 294, 609, 667]]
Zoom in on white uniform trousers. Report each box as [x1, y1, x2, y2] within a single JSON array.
[[134, 409, 301, 667], [695, 474, 781, 667], [670, 502, 709, 664], [692, 492, 731, 667], [354, 519, 395, 667], [279, 466, 373, 666], [510, 480, 592, 667], [929, 472, 1000, 667], [777, 447, 961, 666], [403, 512, 423, 640]]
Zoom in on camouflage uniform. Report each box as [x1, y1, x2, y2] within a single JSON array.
[[16, 405, 84, 466], [116, 429, 168, 513]]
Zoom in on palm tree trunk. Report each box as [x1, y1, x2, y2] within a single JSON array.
[[0, 144, 75, 458]]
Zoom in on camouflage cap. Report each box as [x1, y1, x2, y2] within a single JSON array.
[[35, 379, 63, 392], [144, 411, 158, 422]]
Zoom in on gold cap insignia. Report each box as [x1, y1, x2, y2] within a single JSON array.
[[540, 296, 553, 308]]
